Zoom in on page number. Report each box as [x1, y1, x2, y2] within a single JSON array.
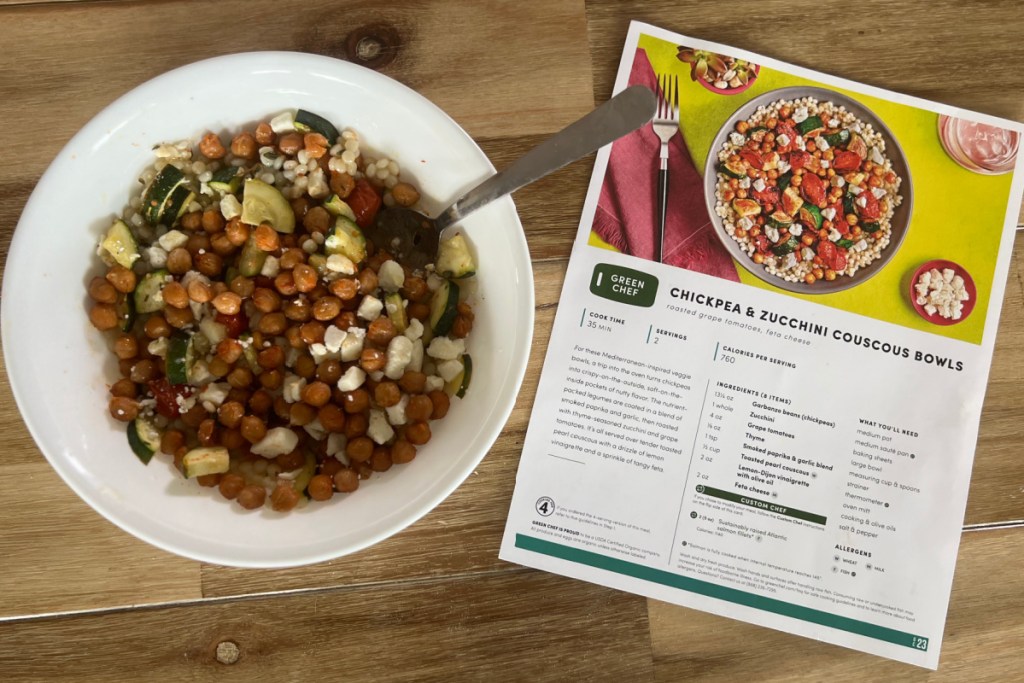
[[536, 497, 555, 516]]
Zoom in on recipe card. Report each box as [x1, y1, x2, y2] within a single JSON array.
[[500, 21, 1024, 669]]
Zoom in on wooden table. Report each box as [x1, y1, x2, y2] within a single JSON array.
[[1, 1, 1022, 680]]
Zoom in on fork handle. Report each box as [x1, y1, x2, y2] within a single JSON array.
[[434, 85, 657, 232], [656, 154, 668, 263]]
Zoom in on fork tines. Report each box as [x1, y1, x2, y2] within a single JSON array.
[[656, 73, 679, 122]]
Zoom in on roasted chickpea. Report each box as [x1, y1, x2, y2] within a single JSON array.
[[359, 348, 386, 373], [230, 131, 258, 160], [218, 473, 246, 500], [257, 312, 288, 335], [283, 297, 312, 322], [162, 281, 189, 309], [428, 390, 450, 420], [88, 276, 118, 304], [161, 429, 185, 456], [164, 304, 194, 329], [109, 377, 138, 399], [323, 280, 356, 305], [217, 401, 245, 429], [201, 208, 225, 234], [105, 265, 137, 294], [240, 415, 268, 443], [343, 389, 370, 414], [373, 381, 401, 408], [318, 403, 346, 432], [298, 321, 325, 345], [346, 436, 374, 463], [144, 315, 171, 339], [289, 401, 317, 426], [307, 474, 335, 501], [405, 394, 433, 422], [252, 287, 281, 313], [179, 211, 203, 232], [302, 381, 332, 408], [237, 485, 267, 510], [112, 333, 139, 360], [316, 359, 342, 384], [366, 317, 397, 346], [334, 468, 359, 493], [257, 345, 285, 370], [293, 264, 317, 293], [227, 366, 254, 389], [302, 206, 331, 234], [294, 354, 316, 379], [258, 368, 283, 390], [391, 439, 417, 464], [199, 132, 227, 159], [109, 396, 139, 422], [313, 296, 342, 321], [405, 421, 431, 445], [344, 412, 368, 439], [357, 268, 378, 294], [398, 371, 427, 394]]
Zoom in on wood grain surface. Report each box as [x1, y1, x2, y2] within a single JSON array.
[[0, 0, 1021, 680]]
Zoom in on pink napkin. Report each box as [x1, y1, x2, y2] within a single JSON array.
[[592, 49, 739, 281]]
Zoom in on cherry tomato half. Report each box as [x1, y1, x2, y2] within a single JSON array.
[[858, 189, 881, 220], [800, 173, 826, 206], [216, 311, 249, 339], [347, 179, 383, 228], [831, 151, 862, 173], [739, 150, 764, 170], [149, 378, 193, 418], [788, 150, 810, 170]]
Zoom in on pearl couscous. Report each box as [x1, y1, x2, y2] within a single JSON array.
[[715, 97, 903, 286], [88, 109, 477, 512]]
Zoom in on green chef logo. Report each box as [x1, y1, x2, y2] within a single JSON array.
[[589, 264, 658, 307]]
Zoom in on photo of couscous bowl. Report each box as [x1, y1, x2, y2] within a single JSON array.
[[703, 87, 913, 294]]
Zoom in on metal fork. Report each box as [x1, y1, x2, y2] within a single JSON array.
[[652, 74, 680, 263]]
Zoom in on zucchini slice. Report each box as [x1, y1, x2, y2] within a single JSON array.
[[100, 219, 140, 269], [127, 416, 161, 465], [795, 115, 825, 137], [798, 204, 823, 230], [134, 269, 169, 314], [142, 165, 187, 225], [822, 129, 850, 148], [292, 451, 317, 499], [325, 216, 367, 264], [767, 211, 793, 229], [435, 233, 476, 279], [731, 198, 762, 218], [182, 447, 230, 478], [238, 334, 260, 373], [718, 161, 747, 179], [323, 194, 357, 222], [165, 334, 194, 385], [209, 166, 243, 194], [161, 185, 195, 226], [385, 292, 408, 333], [237, 234, 268, 277], [444, 354, 472, 398], [294, 109, 340, 144], [307, 253, 329, 277], [241, 178, 295, 234], [115, 293, 136, 332], [771, 236, 801, 256], [428, 279, 459, 336]]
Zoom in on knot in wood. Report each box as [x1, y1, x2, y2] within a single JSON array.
[[345, 24, 401, 70], [215, 640, 241, 665]]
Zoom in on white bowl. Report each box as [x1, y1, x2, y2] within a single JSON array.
[[1, 52, 534, 568]]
